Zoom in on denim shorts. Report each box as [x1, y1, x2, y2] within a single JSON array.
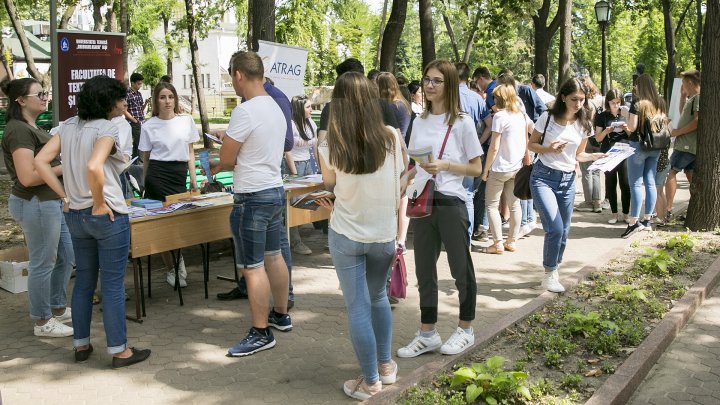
[[230, 187, 285, 269], [670, 150, 696, 172]]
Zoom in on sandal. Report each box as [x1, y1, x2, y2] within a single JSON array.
[[479, 244, 504, 254], [503, 242, 516, 252]]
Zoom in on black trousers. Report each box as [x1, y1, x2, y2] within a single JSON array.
[[412, 191, 477, 324], [606, 160, 630, 214], [130, 121, 142, 160]]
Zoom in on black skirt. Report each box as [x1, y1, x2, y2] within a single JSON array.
[[144, 160, 188, 201]]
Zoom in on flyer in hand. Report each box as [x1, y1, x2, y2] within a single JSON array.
[[588, 143, 636, 172], [291, 190, 335, 211], [407, 146, 434, 165]]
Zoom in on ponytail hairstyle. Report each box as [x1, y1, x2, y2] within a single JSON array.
[[0, 78, 41, 123], [291, 95, 314, 141], [549, 77, 593, 135]]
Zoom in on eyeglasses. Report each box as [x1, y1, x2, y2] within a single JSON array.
[[422, 77, 444, 87], [25, 91, 49, 100]]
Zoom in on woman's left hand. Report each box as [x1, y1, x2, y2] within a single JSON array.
[[420, 159, 449, 175], [481, 171, 489, 182], [316, 197, 334, 210]]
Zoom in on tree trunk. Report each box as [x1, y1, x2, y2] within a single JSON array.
[[0, 38, 13, 81], [686, 0, 720, 231], [379, 0, 408, 72], [557, 0, 572, 86], [105, 0, 117, 32], [418, 0, 435, 69], [120, 0, 128, 82], [439, 0, 459, 62], [184, 0, 210, 147], [3, 0, 46, 85], [375, 0, 389, 69], [163, 13, 173, 76], [246, 0, 253, 50], [92, 0, 104, 31], [250, 0, 274, 51], [461, 8, 482, 63], [661, 0, 677, 100], [695, 0, 703, 70], [60, 1, 77, 29], [532, 0, 562, 90]]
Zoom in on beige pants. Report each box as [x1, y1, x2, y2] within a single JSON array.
[[485, 169, 521, 243]]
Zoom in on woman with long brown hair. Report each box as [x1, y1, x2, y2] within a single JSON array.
[[317, 72, 405, 400], [397, 60, 483, 359]]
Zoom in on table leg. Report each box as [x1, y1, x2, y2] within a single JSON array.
[[216, 238, 239, 283], [201, 243, 210, 299], [127, 258, 144, 324], [137, 258, 146, 317], [147, 255, 152, 298]]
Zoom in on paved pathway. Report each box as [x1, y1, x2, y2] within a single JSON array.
[[0, 179, 692, 404], [629, 284, 720, 405]]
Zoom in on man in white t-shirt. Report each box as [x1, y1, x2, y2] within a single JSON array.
[[531, 74, 555, 107], [211, 51, 292, 357]]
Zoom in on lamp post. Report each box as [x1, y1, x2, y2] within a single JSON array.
[[595, 0, 612, 94]]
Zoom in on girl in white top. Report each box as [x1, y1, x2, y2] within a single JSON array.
[[316, 72, 406, 400], [481, 84, 534, 254], [528, 78, 603, 294], [138, 82, 199, 288], [397, 60, 483, 360], [284, 95, 318, 255]]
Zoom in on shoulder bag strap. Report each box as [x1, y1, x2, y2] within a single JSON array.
[[433, 124, 453, 179], [532, 115, 551, 163]]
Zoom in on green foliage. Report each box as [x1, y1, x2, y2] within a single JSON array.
[[524, 329, 577, 368], [136, 49, 165, 88], [633, 249, 684, 277], [666, 234, 695, 256], [601, 361, 616, 375], [450, 356, 532, 404], [586, 329, 621, 355], [563, 312, 618, 339], [607, 283, 648, 303], [559, 374, 583, 390]]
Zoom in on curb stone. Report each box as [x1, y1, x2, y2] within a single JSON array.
[[585, 254, 720, 405]]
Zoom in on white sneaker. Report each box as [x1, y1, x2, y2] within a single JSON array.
[[53, 307, 72, 323], [601, 199, 611, 210], [378, 359, 398, 384], [167, 271, 187, 288], [440, 327, 475, 355], [542, 271, 565, 293], [292, 241, 312, 255], [178, 256, 187, 280], [34, 317, 73, 337], [397, 330, 442, 358]]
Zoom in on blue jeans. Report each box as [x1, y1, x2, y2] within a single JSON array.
[[8, 196, 74, 320], [530, 161, 576, 272], [230, 187, 285, 269], [520, 199, 536, 226], [65, 208, 130, 354], [329, 228, 394, 384], [627, 142, 660, 218]]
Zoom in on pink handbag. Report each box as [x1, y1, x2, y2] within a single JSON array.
[[389, 246, 407, 299]]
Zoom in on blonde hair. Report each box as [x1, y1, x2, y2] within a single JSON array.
[[493, 84, 520, 113], [377, 72, 411, 115], [421, 59, 461, 125], [634, 74, 667, 133]]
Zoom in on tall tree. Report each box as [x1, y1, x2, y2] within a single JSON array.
[[418, 0, 435, 69], [439, 0, 460, 62], [695, 0, 703, 69], [379, 0, 408, 72], [249, 0, 274, 51], [375, 0, 389, 68], [2, 0, 46, 85], [532, 0, 562, 85], [92, 0, 104, 31], [120, 0, 128, 81], [686, 0, 720, 231], [60, 0, 78, 29], [557, 0, 572, 86], [183, 0, 209, 147], [105, 0, 117, 31]]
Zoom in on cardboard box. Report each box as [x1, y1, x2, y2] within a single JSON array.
[[0, 246, 29, 293]]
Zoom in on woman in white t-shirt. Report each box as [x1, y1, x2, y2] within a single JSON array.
[[316, 72, 405, 401], [284, 95, 318, 255], [397, 60, 483, 360], [139, 82, 199, 287], [481, 84, 534, 254], [528, 78, 603, 293]]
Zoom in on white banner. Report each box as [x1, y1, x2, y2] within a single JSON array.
[[257, 40, 308, 100]]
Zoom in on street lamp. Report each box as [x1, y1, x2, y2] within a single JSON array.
[[595, 0, 612, 94]]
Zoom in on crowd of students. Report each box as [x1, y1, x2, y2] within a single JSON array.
[[1, 50, 701, 400]]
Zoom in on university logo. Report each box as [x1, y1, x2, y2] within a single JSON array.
[[60, 37, 70, 53]]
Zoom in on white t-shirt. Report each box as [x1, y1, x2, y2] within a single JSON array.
[[318, 126, 402, 243], [290, 120, 317, 162], [408, 113, 483, 201], [226, 95, 285, 193], [111, 116, 132, 159], [535, 112, 591, 172], [490, 110, 529, 172], [536, 88, 555, 105], [138, 115, 199, 161]]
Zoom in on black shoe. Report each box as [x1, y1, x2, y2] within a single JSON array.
[[217, 287, 248, 301], [620, 222, 644, 239], [287, 300, 294, 311], [471, 230, 489, 242], [74, 344, 93, 363], [112, 347, 151, 369]]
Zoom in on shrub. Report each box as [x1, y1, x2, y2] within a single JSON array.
[[450, 356, 532, 404]]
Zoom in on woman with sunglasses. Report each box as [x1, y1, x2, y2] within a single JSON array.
[[1, 79, 74, 338], [397, 60, 483, 358], [284, 94, 318, 255]]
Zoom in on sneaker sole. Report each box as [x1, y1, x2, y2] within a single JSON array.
[[397, 342, 441, 358], [35, 330, 74, 337], [379, 374, 397, 385], [227, 339, 276, 357], [268, 323, 293, 332], [343, 385, 373, 401], [441, 342, 474, 355], [621, 227, 643, 239]]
